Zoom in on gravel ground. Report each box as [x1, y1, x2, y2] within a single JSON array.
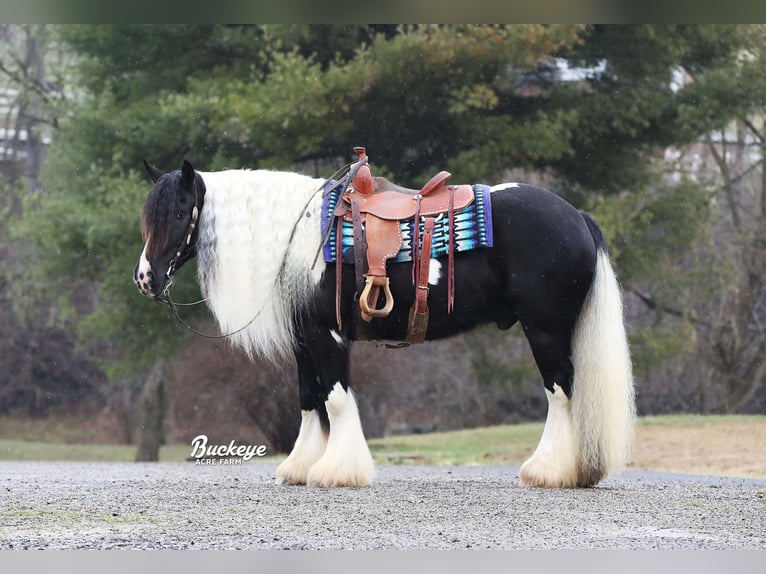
[[0, 461, 764, 550]]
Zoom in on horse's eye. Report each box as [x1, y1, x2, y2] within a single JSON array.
[[175, 209, 184, 221]]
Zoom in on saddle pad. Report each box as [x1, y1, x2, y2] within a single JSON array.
[[321, 182, 494, 264]]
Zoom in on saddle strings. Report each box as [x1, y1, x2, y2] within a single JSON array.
[[309, 159, 368, 271], [161, 161, 355, 339]]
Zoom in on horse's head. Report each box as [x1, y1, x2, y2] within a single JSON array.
[[133, 160, 204, 299]]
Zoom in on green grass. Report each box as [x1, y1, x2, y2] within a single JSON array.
[[375, 415, 765, 467], [0, 440, 193, 462], [0, 414, 763, 470], [0, 413, 105, 444], [635, 414, 765, 427], [0, 425, 540, 466], [368, 422, 543, 466]]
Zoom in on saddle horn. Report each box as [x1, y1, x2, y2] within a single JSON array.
[[351, 147, 373, 195]]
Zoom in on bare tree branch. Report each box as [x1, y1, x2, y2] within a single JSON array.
[[626, 285, 711, 327]]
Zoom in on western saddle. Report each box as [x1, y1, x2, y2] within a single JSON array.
[[331, 147, 475, 343]]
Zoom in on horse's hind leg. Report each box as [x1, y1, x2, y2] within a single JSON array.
[[276, 348, 329, 485], [519, 323, 580, 488]]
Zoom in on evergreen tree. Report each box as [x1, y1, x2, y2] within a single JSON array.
[[8, 25, 766, 440]]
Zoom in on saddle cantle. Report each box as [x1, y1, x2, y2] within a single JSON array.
[[331, 147, 475, 343]]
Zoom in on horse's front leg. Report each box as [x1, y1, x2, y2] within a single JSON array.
[[275, 346, 329, 486], [302, 326, 375, 488]]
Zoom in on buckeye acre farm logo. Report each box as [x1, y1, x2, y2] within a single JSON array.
[[190, 434, 268, 465]]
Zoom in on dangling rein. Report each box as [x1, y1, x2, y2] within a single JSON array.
[[158, 162, 355, 339]]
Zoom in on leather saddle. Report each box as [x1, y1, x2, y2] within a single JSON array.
[[331, 147, 474, 343]]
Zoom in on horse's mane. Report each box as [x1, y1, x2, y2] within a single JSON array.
[[140, 173, 178, 259], [196, 169, 326, 359]]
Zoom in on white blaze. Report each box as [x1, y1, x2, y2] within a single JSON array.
[[135, 240, 154, 294]]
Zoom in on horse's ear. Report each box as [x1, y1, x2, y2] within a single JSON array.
[[181, 160, 196, 189], [143, 160, 165, 183]]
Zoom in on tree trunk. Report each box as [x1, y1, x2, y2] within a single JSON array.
[[20, 26, 47, 194], [135, 359, 167, 462]]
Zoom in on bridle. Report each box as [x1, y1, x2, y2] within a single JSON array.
[[165, 206, 199, 284], [159, 178, 201, 303], [154, 172, 228, 337], [150, 172, 211, 332]]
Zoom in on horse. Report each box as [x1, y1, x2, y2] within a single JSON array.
[[133, 159, 635, 489]]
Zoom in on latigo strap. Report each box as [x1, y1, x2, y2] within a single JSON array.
[[406, 216, 436, 344]]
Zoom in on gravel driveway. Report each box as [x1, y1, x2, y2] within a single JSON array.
[[1, 461, 764, 550]]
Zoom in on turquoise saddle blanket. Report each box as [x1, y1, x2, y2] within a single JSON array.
[[320, 182, 494, 264]]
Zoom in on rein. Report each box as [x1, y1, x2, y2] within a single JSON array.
[[158, 161, 354, 340]]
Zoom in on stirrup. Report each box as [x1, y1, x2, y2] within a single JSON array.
[[359, 275, 394, 319]]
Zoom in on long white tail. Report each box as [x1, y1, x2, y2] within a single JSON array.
[[570, 247, 636, 486]]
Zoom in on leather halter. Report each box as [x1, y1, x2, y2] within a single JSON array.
[[162, 177, 202, 297]]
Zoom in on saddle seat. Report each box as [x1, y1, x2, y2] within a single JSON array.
[[331, 147, 473, 343], [339, 176, 474, 221]]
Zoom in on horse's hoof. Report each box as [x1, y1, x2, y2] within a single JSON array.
[[275, 458, 310, 486], [306, 458, 375, 488], [519, 455, 577, 488]]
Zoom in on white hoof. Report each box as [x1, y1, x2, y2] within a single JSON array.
[[519, 385, 578, 488], [519, 454, 577, 488], [306, 452, 375, 488], [275, 410, 328, 485]]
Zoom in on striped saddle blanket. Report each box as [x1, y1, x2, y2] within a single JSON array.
[[321, 182, 494, 264]]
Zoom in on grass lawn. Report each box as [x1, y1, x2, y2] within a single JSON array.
[[0, 414, 764, 478]]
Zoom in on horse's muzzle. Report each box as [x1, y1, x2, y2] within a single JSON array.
[[133, 257, 167, 299], [134, 266, 156, 297]]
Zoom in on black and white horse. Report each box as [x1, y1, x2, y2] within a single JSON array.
[[134, 160, 635, 489]]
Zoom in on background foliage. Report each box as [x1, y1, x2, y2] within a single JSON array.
[[2, 24, 766, 449]]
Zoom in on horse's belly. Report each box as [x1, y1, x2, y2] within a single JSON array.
[[361, 249, 511, 341]]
